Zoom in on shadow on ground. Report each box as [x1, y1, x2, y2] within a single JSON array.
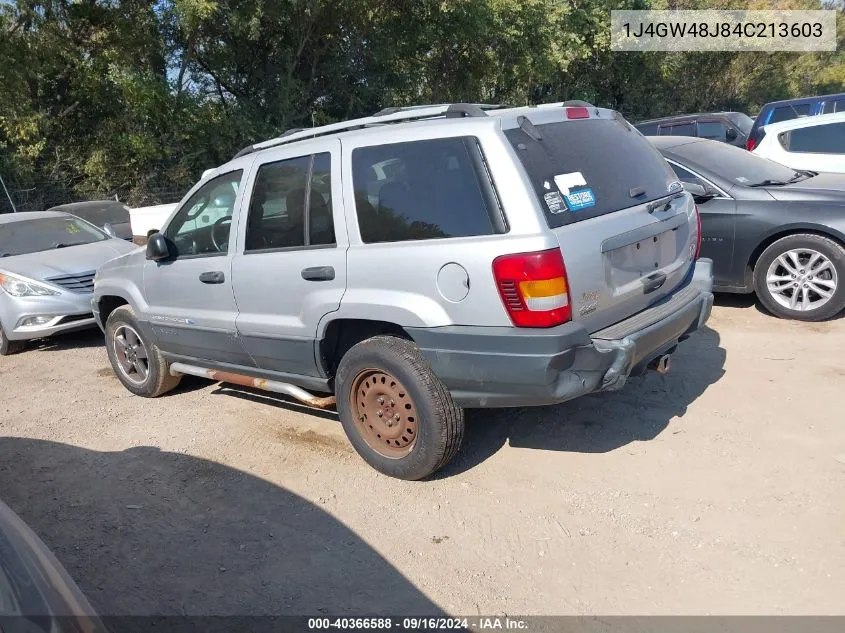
[[0, 439, 440, 616], [713, 292, 845, 322], [440, 325, 726, 477], [28, 327, 105, 351]]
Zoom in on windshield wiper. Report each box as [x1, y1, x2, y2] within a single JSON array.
[[748, 179, 788, 188], [52, 242, 72, 249], [749, 172, 813, 188]]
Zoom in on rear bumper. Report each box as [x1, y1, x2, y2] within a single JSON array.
[[409, 259, 714, 408]]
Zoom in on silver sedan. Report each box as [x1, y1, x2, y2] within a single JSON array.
[[0, 211, 136, 354]]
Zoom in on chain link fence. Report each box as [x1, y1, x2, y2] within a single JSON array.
[[0, 171, 188, 214]]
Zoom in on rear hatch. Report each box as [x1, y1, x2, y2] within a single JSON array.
[[504, 108, 698, 333]]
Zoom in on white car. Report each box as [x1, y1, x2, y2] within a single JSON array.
[[752, 112, 845, 174]]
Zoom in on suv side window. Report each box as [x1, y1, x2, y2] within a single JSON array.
[[779, 123, 845, 154], [165, 170, 243, 257], [352, 137, 498, 244], [660, 122, 695, 136], [245, 152, 335, 251], [636, 123, 659, 135], [697, 120, 728, 141]]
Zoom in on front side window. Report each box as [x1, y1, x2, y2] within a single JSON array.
[[780, 123, 845, 154], [352, 137, 497, 244], [244, 152, 335, 252], [165, 170, 243, 257]]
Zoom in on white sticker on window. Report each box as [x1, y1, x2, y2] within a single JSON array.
[[554, 172, 587, 196]]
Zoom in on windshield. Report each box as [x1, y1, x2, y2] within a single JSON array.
[[669, 139, 801, 187], [0, 216, 107, 257], [727, 113, 754, 135], [64, 202, 129, 226]]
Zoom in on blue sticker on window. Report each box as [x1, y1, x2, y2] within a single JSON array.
[[564, 188, 596, 211]]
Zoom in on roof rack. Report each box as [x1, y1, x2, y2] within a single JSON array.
[[232, 103, 504, 159]]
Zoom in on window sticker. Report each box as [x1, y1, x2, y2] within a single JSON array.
[[543, 191, 567, 214], [554, 171, 587, 196], [564, 188, 597, 211]]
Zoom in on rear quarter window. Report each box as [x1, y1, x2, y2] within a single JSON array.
[[351, 137, 503, 244], [506, 117, 679, 228]]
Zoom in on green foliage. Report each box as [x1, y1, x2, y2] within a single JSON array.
[[0, 0, 842, 209]]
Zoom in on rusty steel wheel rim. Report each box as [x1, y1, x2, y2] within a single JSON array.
[[350, 369, 418, 459]]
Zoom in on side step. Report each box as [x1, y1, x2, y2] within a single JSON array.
[[169, 362, 336, 410]]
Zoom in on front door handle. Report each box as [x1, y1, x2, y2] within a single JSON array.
[[199, 271, 225, 284], [301, 266, 335, 282]]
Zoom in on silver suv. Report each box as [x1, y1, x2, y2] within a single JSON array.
[[93, 103, 714, 480]]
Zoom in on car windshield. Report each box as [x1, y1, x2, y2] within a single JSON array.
[[0, 216, 107, 257], [727, 113, 754, 135], [669, 139, 804, 187], [61, 202, 129, 226]]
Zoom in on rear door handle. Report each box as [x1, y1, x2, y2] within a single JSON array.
[[643, 272, 667, 294], [301, 266, 335, 281], [199, 271, 225, 284]]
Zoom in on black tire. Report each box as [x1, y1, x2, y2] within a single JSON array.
[[754, 234, 845, 322], [0, 326, 26, 356], [335, 335, 464, 480], [105, 305, 181, 397]]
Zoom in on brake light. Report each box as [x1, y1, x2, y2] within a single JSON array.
[[694, 205, 702, 260], [565, 107, 590, 119], [746, 137, 757, 151], [492, 249, 571, 328]]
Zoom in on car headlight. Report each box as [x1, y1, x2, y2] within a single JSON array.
[[0, 272, 60, 297]]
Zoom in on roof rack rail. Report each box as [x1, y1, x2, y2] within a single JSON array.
[[231, 103, 506, 159]]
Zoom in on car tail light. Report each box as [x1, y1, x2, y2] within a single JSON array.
[[565, 107, 590, 120], [746, 137, 757, 151], [693, 205, 702, 260], [492, 248, 572, 328]]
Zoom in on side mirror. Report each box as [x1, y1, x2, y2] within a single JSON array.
[[102, 222, 118, 238], [725, 128, 738, 141], [683, 182, 715, 201], [145, 232, 171, 261]]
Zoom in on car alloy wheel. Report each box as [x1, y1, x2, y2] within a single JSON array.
[[112, 324, 150, 385], [765, 248, 838, 312]]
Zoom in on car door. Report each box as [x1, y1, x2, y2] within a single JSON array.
[[143, 168, 255, 366], [666, 160, 737, 286], [230, 140, 347, 378]]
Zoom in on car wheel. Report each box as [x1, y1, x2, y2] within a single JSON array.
[[754, 234, 845, 321], [0, 326, 25, 356], [105, 305, 181, 397], [335, 335, 464, 480]]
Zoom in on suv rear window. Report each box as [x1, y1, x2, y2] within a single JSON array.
[[351, 137, 502, 244], [779, 122, 845, 154], [769, 103, 810, 124], [506, 117, 678, 228]]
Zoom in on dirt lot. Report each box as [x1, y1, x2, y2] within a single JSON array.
[[1, 297, 844, 616]]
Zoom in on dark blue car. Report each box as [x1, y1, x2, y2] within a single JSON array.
[[747, 93, 845, 150]]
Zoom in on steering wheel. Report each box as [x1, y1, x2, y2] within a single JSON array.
[[211, 216, 232, 252]]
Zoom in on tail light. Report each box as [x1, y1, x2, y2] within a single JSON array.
[[492, 248, 572, 328], [746, 137, 757, 151], [565, 107, 590, 119], [693, 205, 702, 260]]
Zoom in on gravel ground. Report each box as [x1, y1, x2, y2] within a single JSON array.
[[1, 297, 843, 616]]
